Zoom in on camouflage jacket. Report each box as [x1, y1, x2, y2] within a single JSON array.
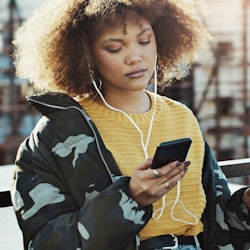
[[11, 93, 249, 250]]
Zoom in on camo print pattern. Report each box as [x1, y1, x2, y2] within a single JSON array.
[[225, 188, 250, 250], [11, 93, 249, 250]]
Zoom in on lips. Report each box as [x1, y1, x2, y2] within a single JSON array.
[[125, 69, 146, 78]]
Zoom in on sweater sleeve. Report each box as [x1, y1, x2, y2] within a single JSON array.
[[11, 134, 152, 250]]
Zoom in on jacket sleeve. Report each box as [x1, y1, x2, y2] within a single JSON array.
[[11, 133, 152, 250], [200, 142, 250, 250], [225, 187, 250, 250], [199, 141, 233, 250]]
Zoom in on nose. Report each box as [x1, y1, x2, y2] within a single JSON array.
[[125, 46, 142, 64]]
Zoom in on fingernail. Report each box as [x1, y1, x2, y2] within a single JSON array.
[[184, 161, 191, 167], [176, 161, 182, 167]]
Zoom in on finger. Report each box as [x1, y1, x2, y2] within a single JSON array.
[[136, 158, 153, 170], [153, 168, 161, 179], [131, 165, 188, 206], [243, 188, 250, 209], [149, 161, 188, 183], [158, 161, 190, 180], [162, 166, 188, 192]]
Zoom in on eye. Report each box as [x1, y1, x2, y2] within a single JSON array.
[[139, 40, 151, 46], [106, 47, 122, 53], [138, 32, 153, 46]]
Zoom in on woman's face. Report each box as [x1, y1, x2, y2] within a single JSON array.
[[92, 17, 157, 95]]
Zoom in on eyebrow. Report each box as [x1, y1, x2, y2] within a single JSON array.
[[101, 27, 153, 44]]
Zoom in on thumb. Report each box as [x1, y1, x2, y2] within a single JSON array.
[[243, 188, 250, 209]]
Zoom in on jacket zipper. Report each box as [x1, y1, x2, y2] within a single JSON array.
[[27, 97, 140, 250]]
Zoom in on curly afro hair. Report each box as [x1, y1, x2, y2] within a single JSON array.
[[13, 0, 210, 96]]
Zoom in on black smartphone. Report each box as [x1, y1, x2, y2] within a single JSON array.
[[151, 138, 192, 169]]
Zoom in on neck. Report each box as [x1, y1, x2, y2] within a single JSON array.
[[94, 90, 151, 114]]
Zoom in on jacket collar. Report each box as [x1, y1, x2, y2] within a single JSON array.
[[27, 92, 82, 115]]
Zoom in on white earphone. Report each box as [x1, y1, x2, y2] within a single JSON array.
[[92, 55, 198, 225]]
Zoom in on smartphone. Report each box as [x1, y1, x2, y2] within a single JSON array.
[[151, 138, 192, 169]]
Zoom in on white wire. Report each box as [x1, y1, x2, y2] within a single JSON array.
[[92, 56, 198, 226], [149, 62, 198, 226], [153, 180, 198, 225], [170, 180, 198, 225], [92, 56, 158, 159]]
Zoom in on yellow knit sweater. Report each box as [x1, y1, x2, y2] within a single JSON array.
[[77, 90, 206, 240]]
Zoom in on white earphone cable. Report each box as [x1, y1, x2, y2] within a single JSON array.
[[92, 56, 197, 226], [92, 56, 158, 158]]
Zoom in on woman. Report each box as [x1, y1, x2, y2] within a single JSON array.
[[11, 0, 250, 249]]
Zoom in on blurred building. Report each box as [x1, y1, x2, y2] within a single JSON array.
[[0, 0, 249, 182], [165, 0, 250, 164], [0, 0, 43, 164]]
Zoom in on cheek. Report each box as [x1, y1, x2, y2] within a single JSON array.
[[95, 55, 121, 76]]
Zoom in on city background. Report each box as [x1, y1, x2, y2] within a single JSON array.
[[0, 0, 250, 185]]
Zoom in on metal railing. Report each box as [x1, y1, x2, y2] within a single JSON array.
[[218, 158, 250, 178], [1, 159, 250, 207]]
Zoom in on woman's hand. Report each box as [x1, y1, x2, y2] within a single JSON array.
[[242, 187, 250, 211], [129, 158, 190, 208]]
